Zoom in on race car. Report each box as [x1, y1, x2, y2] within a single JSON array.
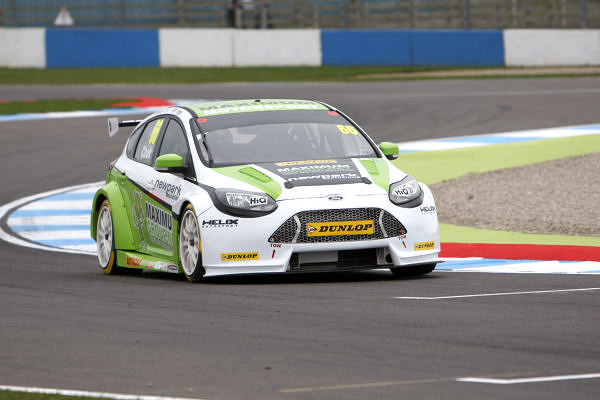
[[91, 99, 440, 282]]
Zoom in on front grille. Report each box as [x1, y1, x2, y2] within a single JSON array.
[[268, 208, 406, 243]]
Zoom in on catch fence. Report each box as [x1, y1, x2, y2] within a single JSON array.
[[0, 0, 598, 29]]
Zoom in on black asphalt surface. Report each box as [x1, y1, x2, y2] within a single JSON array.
[[1, 78, 599, 400]]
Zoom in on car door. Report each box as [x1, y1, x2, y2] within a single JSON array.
[[119, 116, 178, 259]]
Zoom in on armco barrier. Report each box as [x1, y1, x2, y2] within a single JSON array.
[[504, 29, 600, 66], [45, 29, 159, 68], [0, 28, 46, 68]]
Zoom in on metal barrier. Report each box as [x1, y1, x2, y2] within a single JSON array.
[[0, 0, 597, 29]]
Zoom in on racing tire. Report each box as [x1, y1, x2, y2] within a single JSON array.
[[179, 204, 204, 283], [96, 200, 127, 275], [390, 263, 436, 277]]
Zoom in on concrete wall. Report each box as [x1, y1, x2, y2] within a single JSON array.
[[159, 29, 234, 67], [159, 29, 321, 67], [46, 29, 159, 68], [232, 30, 321, 66], [2, 28, 599, 68], [504, 29, 600, 66], [0, 28, 46, 68], [322, 29, 504, 66]]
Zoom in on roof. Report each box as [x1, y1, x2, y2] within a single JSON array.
[[187, 99, 329, 117]]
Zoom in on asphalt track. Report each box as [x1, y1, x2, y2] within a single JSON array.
[[1, 78, 600, 400]]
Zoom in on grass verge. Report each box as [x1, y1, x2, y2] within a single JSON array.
[[1, 66, 599, 85], [0, 99, 131, 115], [393, 134, 600, 185], [392, 134, 600, 246]]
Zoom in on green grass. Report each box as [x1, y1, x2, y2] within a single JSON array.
[[0, 66, 462, 84], [2, 66, 599, 85], [0, 98, 131, 115], [393, 134, 600, 185], [440, 223, 600, 246], [0, 391, 102, 400], [392, 134, 600, 246]]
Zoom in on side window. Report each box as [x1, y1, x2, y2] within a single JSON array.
[[133, 118, 165, 165], [158, 119, 189, 162], [126, 126, 143, 158]]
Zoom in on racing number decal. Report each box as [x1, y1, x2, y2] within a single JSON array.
[[148, 119, 164, 144], [337, 125, 359, 135]]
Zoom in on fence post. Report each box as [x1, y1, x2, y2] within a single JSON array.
[[511, 0, 518, 27], [10, 0, 16, 26], [464, 0, 471, 29], [119, 0, 126, 27], [235, 6, 242, 28], [411, 0, 417, 29], [581, 0, 588, 28], [260, 3, 268, 29], [177, 0, 185, 26], [312, 4, 319, 28]]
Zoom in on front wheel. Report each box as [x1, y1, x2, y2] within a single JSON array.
[[96, 200, 126, 275], [179, 204, 204, 282], [390, 263, 436, 277]]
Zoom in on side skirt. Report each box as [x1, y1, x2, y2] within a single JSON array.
[[116, 250, 181, 274]]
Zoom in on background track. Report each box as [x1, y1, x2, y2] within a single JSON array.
[[1, 78, 600, 400]]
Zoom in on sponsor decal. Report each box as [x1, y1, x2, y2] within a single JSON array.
[[414, 241, 435, 251], [140, 145, 153, 160], [145, 261, 179, 273], [194, 100, 326, 117], [220, 252, 259, 261], [131, 191, 148, 251], [306, 220, 374, 237], [202, 219, 238, 228], [260, 160, 364, 187], [420, 205, 436, 215], [153, 180, 182, 201], [275, 159, 338, 166], [287, 173, 361, 182], [126, 256, 143, 267], [393, 186, 413, 196], [276, 164, 352, 175], [145, 202, 173, 250]]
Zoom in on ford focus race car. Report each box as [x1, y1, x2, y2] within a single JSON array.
[[91, 99, 440, 282]]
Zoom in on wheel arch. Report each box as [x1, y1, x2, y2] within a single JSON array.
[[90, 182, 135, 250]]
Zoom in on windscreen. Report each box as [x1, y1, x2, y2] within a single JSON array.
[[194, 110, 378, 167]]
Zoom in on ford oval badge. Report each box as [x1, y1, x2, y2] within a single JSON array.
[[327, 194, 344, 201]]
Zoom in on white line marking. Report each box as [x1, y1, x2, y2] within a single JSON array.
[[394, 287, 600, 300], [0, 385, 208, 400], [0, 181, 103, 256], [457, 372, 600, 384]]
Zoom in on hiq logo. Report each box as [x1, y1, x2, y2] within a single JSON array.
[[249, 196, 267, 205]]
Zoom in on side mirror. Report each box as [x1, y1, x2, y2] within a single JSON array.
[[379, 142, 399, 160], [155, 153, 185, 173]]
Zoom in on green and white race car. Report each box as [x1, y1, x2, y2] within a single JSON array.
[[91, 99, 440, 282]]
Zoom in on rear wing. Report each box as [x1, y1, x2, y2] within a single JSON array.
[[107, 117, 142, 137]]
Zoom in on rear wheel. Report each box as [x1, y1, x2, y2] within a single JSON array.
[[390, 263, 436, 277], [179, 204, 204, 282], [97, 200, 127, 275]]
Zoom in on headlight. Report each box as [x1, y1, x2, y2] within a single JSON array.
[[215, 188, 277, 217], [389, 175, 424, 207]]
